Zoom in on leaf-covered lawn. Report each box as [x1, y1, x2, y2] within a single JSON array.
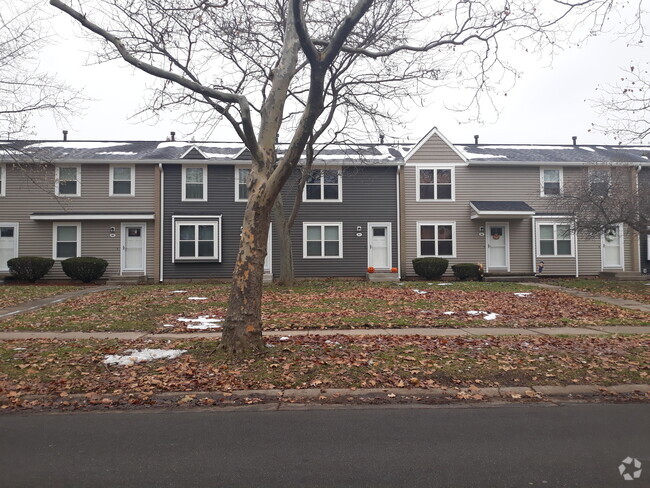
[[546, 278, 650, 304], [0, 281, 648, 332], [0, 285, 85, 309], [0, 336, 647, 404]]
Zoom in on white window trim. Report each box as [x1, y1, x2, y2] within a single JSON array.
[[303, 222, 343, 259], [109, 164, 135, 197], [0, 222, 19, 271], [415, 167, 455, 202], [172, 216, 222, 262], [416, 221, 457, 258], [181, 165, 208, 202], [55, 165, 81, 197], [235, 166, 250, 202], [0, 164, 5, 197], [302, 168, 343, 203], [52, 222, 81, 260], [539, 167, 563, 197], [536, 221, 575, 258], [601, 223, 625, 270]]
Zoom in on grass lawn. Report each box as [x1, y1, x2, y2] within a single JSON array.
[[0, 280, 648, 332], [0, 285, 85, 309], [0, 336, 647, 403], [545, 278, 650, 304]]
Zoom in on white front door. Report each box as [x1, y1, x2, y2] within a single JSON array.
[[121, 223, 145, 273], [486, 223, 509, 271], [264, 224, 272, 273], [602, 224, 623, 269], [368, 223, 391, 269], [0, 224, 18, 271]]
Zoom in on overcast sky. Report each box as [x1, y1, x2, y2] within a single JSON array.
[[32, 4, 646, 146]]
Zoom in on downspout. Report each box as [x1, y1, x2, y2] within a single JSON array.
[[396, 166, 402, 279], [159, 163, 164, 283], [531, 217, 537, 273], [574, 218, 579, 277]]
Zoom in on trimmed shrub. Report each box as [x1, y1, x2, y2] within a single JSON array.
[[61, 257, 108, 283], [7, 256, 54, 282], [452, 263, 483, 281], [412, 257, 449, 280]]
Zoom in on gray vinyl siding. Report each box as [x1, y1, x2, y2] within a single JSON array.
[[402, 162, 635, 277], [0, 163, 156, 279], [640, 168, 650, 273], [162, 164, 399, 280]]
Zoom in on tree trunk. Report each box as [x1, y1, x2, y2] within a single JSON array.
[[220, 188, 272, 354], [272, 196, 296, 286]]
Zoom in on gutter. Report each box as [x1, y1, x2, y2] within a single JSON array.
[[159, 163, 164, 283], [396, 167, 402, 279]]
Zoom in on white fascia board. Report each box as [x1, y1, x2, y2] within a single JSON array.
[[31, 214, 155, 220], [467, 160, 650, 167], [404, 127, 469, 163], [470, 211, 535, 220], [180, 145, 208, 159]]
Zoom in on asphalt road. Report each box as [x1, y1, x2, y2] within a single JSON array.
[[0, 403, 648, 487]]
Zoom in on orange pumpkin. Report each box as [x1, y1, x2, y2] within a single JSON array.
[[367, 267, 375, 273], [390, 267, 398, 273]]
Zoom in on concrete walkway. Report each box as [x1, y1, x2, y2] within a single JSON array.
[[528, 282, 650, 313], [0, 285, 120, 320], [0, 325, 649, 341]]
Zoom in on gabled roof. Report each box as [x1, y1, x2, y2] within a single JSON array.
[[404, 126, 468, 163]]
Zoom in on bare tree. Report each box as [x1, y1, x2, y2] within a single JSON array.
[[50, 0, 633, 354], [0, 1, 81, 139], [545, 164, 648, 236]]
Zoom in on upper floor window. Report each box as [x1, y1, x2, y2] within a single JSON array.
[[537, 222, 573, 257], [55, 166, 80, 197], [589, 168, 610, 197], [182, 165, 207, 201], [304, 169, 341, 202], [417, 168, 453, 201], [541, 168, 562, 196], [236, 167, 251, 201], [417, 222, 455, 257], [0, 164, 5, 196], [110, 165, 135, 196], [53, 223, 81, 259]]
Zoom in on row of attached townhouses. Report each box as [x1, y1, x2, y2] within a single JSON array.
[[0, 128, 648, 282]]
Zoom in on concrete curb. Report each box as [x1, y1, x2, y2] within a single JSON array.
[[7, 384, 649, 409], [1, 325, 650, 340]]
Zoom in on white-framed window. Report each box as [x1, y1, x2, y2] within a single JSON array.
[[182, 165, 207, 201], [110, 165, 135, 196], [235, 166, 251, 202], [173, 218, 221, 261], [55, 166, 81, 197], [303, 169, 342, 202], [416, 222, 456, 257], [589, 167, 610, 196], [0, 223, 18, 271], [0, 164, 5, 197], [53, 223, 81, 259], [416, 167, 454, 201], [537, 222, 574, 257], [540, 167, 563, 196], [303, 222, 343, 258]]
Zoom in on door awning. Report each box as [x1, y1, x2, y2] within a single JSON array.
[[470, 201, 535, 219]]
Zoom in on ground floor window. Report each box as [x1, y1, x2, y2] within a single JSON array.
[[537, 222, 573, 256], [173, 218, 221, 261], [303, 223, 342, 258], [53, 223, 81, 259], [417, 222, 455, 257]]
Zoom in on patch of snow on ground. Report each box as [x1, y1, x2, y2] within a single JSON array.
[[466, 310, 486, 315], [103, 349, 186, 366], [412, 289, 427, 294], [443, 311, 455, 315], [279, 336, 291, 341], [188, 297, 208, 300], [514, 292, 532, 297], [13, 347, 26, 351], [438, 283, 453, 286], [170, 290, 187, 293], [177, 316, 224, 330], [483, 313, 499, 321], [162, 324, 176, 327]]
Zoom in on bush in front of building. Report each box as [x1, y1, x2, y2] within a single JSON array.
[[61, 257, 109, 283], [412, 257, 449, 280], [451, 263, 483, 281], [7, 256, 55, 282]]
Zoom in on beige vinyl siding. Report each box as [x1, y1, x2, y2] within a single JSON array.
[[407, 133, 466, 163], [0, 163, 156, 279]]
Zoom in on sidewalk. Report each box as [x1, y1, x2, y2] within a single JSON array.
[[0, 325, 649, 340], [529, 282, 650, 313]]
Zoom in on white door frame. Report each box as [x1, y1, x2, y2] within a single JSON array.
[[367, 222, 392, 270], [121, 222, 146, 274], [0, 223, 19, 271], [485, 221, 510, 273], [601, 223, 624, 270]]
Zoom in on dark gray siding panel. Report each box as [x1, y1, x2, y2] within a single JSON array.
[[162, 164, 399, 279]]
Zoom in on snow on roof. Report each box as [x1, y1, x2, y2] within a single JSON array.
[[459, 144, 650, 163]]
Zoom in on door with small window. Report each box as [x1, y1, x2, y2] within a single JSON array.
[[0, 224, 17, 271], [121, 224, 145, 273], [486, 223, 508, 271], [368, 223, 391, 270]]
